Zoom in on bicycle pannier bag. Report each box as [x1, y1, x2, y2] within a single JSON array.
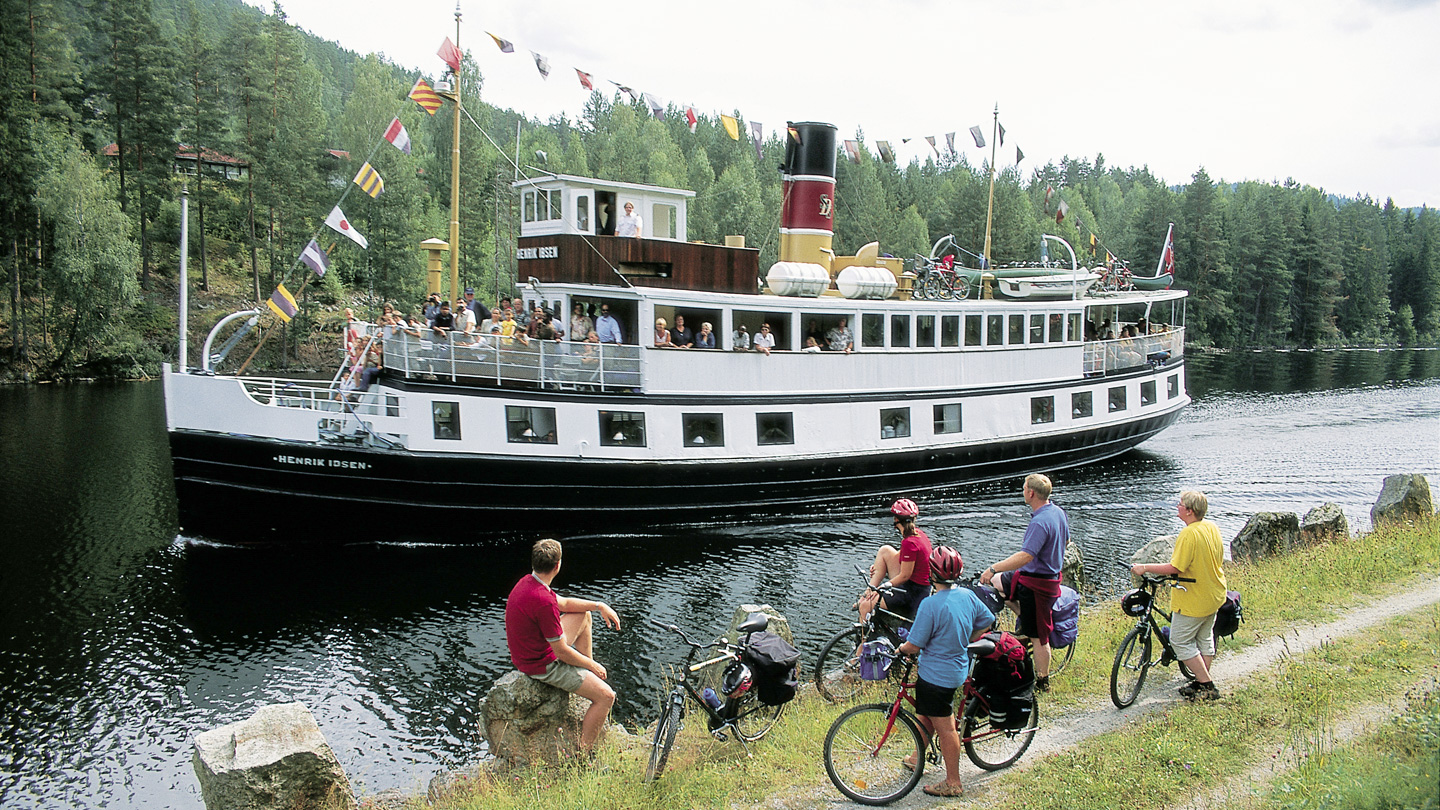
[[1003, 685, 1035, 730], [859, 638, 896, 681], [1049, 585, 1080, 649], [743, 631, 800, 706], [971, 631, 1033, 694], [1212, 590, 1244, 639]]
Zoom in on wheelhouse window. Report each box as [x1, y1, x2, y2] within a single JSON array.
[[1048, 313, 1065, 343], [1031, 396, 1055, 424], [1008, 314, 1025, 345], [1168, 374, 1180, 399], [890, 315, 910, 348], [880, 407, 910, 439], [1072, 391, 1093, 419], [432, 401, 461, 440], [682, 413, 724, 446], [987, 314, 1004, 346], [756, 412, 794, 446], [940, 315, 960, 348], [861, 314, 885, 348], [651, 203, 676, 239], [1109, 386, 1127, 413], [933, 403, 962, 435], [1068, 313, 1082, 342], [599, 411, 646, 447], [1140, 380, 1157, 406], [507, 405, 557, 443], [916, 315, 936, 348], [1029, 314, 1045, 344], [964, 315, 982, 347], [576, 195, 590, 232]]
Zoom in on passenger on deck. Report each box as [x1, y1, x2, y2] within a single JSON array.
[[595, 304, 623, 344], [431, 301, 455, 337], [671, 315, 694, 348], [695, 322, 716, 349], [484, 309, 505, 337], [732, 323, 750, 351], [454, 299, 477, 341], [753, 323, 775, 355], [616, 201, 642, 238], [804, 336, 822, 353], [826, 318, 854, 353], [805, 319, 824, 347], [1084, 320, 1098, 341], [653, 318, 673, 348], [570, 304, 593, 345], [423, 293, 442, 323], [464, 287, 490, 323]]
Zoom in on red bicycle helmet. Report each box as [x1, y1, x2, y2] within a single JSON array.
[[929, 545, 964, 584], [890, 498, 919, 519], [721, 660, 753, 698]]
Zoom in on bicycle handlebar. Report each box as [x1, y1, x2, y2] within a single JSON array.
[[649, 617, 729, 652], [1118, 561, 1195, 584]]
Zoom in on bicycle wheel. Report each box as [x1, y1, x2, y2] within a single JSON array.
[[923, 274, 944, 301], [961, 691, 1039, 770], [643, 698, 682, 782], [952, 275, 971, 299], [824, 704, 925, 806], [1110, 625, 1153, 708], [815, 626, 866, 703], [732, 690, 785, 742]]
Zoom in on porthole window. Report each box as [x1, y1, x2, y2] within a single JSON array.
[[1168, 374, 1180, 399], [933, 403, 962, 435], [1140, 380, 1157, 406], [1109, 386, 1127, 413], [1031, 396, 1055, 424], [682, 413, 724, 446], [880, 407, 910, 439], [433, 401, 461, 440], [599, 411, 646, 447], [756, 412, 794, 446], [1072, 391, 1093, 419], [507, 405, 557, 443]]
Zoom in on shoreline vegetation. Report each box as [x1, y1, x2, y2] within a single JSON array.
[[4, 2, 1439, 384], [359, 515, 1438, 810]]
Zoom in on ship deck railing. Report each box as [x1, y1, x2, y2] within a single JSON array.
[[241, 378, 405, 417], [381, 332, 643, 391], [1083, 327, 1185, 375]]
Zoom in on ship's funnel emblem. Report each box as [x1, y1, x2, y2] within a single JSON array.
[[818, 194, 833, 218]]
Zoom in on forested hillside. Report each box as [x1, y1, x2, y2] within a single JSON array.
[[2, 0, 1437, 380]]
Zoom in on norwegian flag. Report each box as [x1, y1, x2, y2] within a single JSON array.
[[1158, 222, 1176, 277]]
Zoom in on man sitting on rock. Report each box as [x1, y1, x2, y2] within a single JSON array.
[[504, 539, 620, 754]]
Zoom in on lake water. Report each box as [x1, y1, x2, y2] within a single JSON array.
[[0, 349, 1436, 808]]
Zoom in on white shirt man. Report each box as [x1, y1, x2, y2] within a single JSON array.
[[616, 202, 643, 238]]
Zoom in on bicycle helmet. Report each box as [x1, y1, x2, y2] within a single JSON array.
[[890, 498, 919, 519], [929, 545, 964, 584], [720, 660, 753, 699], [1121, 588, 1151, 617]]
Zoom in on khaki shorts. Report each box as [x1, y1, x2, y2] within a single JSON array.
[[531, 659, 586, 692], [1170, 611, 1217, 662]]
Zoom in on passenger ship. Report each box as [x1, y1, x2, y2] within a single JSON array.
[[163, 123, 1189, 542]]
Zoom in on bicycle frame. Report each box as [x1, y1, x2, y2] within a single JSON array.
[[865, 657, 1010, 756]]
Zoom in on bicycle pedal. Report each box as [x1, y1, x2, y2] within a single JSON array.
[[712, 730, 728, 742]]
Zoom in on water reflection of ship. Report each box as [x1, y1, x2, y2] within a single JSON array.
[[165, 122, 1192, 542]]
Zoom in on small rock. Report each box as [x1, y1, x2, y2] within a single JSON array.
[[1130, 534, 1177, 568], [477, 671, 589, 767], [1371, 474, 1435, 526], [427, 768, 486, 804], [1231, 512, 1301, 562], [1300, 503, 1349, 544], [727, 604, 793, 645], [192, 702, 356, 810], [1061, 542, 1089, 593]]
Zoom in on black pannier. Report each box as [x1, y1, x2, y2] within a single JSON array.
[[742, 631, 800, 706]]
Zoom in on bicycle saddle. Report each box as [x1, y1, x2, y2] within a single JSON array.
[[736, 612, 770, 635], [967, 637, 997, 657]]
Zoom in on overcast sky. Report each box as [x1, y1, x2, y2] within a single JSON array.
[[251, 0, 1439, 208]]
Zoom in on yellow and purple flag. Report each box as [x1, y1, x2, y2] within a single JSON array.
[[267, 284, 299, 322], [409, 79, 442, 115], [353, 162, 384, 198], [488, 32, 514, 53]]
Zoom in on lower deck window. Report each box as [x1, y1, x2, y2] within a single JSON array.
[[433, 401, 461, 440], [756, 412, 794, 445], [1031, 396, 1055, 424], [933, 403, 962, 435], [1109, 386, 1127, 413], [1140, 380, 1157, 406], [1168, 374, 1180, 399], [507, 405, 557, 443], [600, 411, 646, 447], [683, 413, 724, 446], [862, 314, 885, 348], [1072, 391, 1093, 419], [880, 407, 910, 439]]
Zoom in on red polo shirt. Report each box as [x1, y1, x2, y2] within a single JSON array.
[[505, 574, 564, 675]]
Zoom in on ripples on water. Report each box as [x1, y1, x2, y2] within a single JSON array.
[[0, 349, 1436, 808]]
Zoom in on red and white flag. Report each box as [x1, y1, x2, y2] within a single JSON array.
[[383, 117, 411, 155], [1157, 222, 1176, 277], [575, 69, 594, 90], [684, 105, 698, 133], [325, 206, 368, 249], [437, 37, 461, 73]]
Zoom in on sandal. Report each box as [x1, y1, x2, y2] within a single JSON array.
[[923, 782, 965, 797], [901, 756, 917, 772]]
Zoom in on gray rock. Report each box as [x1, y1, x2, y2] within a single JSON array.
[[477, 671, 589, 767], [1231, 512, 1301, 562], [1130, 534, 1177, 567], [1061, 542, 1089, 593], [1300, 503, 1350, 544], [192, 702, 356, 810], [727, 604, 793, 645], [1371, 474, 1435, 526]]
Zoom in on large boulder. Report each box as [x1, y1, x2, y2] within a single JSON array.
[[1300, 503, 1349, 544], [192, 702, 356, 810], [727, 604, 793, 645], [1061, 541, 1089, 593], [1371, 474, 1435, 526], [477, 671, 589, 767], [1230, 512, 1300, 562], [1130, 534, 1177, 567]]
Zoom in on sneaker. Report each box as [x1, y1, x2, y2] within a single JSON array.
[[1177, 681, 1201, 699], [1197, 682, 1221, 701], [1035, 676, 1050, 693]]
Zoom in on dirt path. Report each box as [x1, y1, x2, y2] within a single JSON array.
[[780, 574, 1440, 810]]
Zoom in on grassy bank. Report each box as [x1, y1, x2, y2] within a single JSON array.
[[401, 516, 1438, 810]]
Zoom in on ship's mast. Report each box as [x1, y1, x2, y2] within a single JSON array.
[[447, 3, 462, 300], [981, 103, 998, 270]]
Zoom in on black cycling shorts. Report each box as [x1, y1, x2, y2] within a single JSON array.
[[913, 676, 958, 718], [881, 581, 928, 619]]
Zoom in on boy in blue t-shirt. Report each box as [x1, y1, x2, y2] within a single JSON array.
[[897, 546, 994, 798]]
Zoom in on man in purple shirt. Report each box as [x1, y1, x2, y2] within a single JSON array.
[[979, 473, 1069, 690]]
